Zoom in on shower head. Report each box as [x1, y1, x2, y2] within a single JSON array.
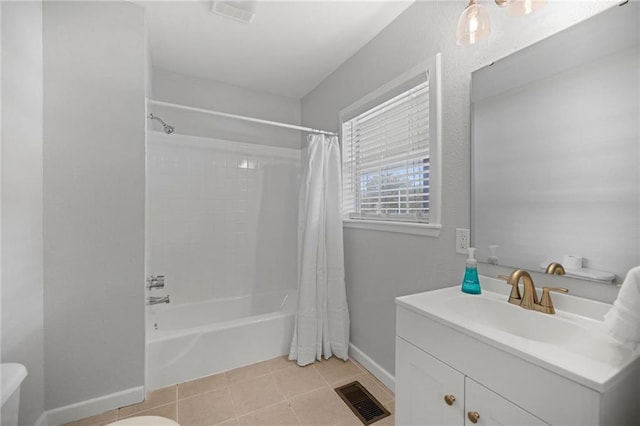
[[148, 113, 175, 134]]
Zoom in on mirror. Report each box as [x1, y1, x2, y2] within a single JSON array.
[[471, 3, 639, 284]]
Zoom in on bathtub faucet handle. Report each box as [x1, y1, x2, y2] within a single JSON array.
[[147, 275, 165, 290]]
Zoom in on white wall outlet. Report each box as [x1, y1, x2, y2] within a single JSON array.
[[456, 228, 470, 254]]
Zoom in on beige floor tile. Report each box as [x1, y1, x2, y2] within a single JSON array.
[[63, 409, 117, 426], [119, 402, 177, 422], [334, 373, 394, 405], [349, 357, 365, 371], [376, 400, 395, 426], [226, 360, 271, 384], [107, 357, 393, 426], [265, 355, 297, 372], [352, 363, 395, 398], [273, 364, 327, 398], [313, 358, 362, 385], [229, 374, 286, 416], [236, 401, 300, 425], [177, 388, 235, 426], [118, 386, 176, 418], [368, 373, 395, 398], [178, 372, 227, 399], [214, 419, 239, 426], [290, 387, 360, 426]]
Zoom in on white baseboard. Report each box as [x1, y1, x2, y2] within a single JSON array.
[[43, 386, 144, 426], [349, 343, 395, 392]]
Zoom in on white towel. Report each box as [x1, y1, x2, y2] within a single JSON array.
[[604, 266, 640, 346]]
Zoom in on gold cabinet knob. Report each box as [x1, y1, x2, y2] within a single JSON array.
[[443, 394, 456, 406], [468, 411, 480, 424]]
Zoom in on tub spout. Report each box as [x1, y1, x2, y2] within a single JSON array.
[[147, 295, 170, 305]]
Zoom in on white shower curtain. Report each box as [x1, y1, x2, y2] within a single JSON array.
[[289, 134, 350, 366]]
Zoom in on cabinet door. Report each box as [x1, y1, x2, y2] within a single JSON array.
[[396, 337, 464, 426], [464, 378, 549, 426]]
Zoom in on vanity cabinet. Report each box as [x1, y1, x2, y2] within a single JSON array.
[[396, 337, 464, 425], [396, 337, 547, 426], [395, 292, 639, 426]]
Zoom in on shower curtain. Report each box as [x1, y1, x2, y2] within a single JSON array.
[[289, 134, 350, 366]]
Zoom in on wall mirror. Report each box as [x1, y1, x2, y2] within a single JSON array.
[[471, 2, 639, 284]]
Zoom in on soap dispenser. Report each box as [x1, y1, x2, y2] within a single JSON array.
[[461, 247, 481, 294]]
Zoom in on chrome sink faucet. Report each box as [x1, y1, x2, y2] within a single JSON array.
[[500, 269, 568, 314]]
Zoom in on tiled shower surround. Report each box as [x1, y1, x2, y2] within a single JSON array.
[[146, 132, 301, 304]]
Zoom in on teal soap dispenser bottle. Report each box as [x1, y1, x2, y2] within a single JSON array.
[[461, 247, 481, 294]]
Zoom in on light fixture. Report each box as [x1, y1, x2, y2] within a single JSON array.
[[456, 0, 545, 46], [506, 0, 547, 17], [456, 0, 491, 46]]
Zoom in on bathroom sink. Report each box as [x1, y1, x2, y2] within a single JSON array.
[[396, 276, 639, 391], [437, 294, 585, 344]]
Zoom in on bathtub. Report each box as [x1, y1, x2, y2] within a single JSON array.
[[146, 290, 296, 390]]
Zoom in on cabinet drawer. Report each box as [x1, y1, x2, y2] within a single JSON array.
[[464, 378, 548, 426]]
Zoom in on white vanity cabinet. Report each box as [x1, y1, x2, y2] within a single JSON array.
[[395, 284, 640, 426], [396, 337, 464, 425], [396, 337, 547, 426]]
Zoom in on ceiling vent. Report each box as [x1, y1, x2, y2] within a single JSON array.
[[211, 1, 257, 24]]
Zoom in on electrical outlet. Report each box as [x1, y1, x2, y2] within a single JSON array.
[[456, 228, 470, 254]]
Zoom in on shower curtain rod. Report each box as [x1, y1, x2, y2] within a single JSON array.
[[147, 99, 338, 136]]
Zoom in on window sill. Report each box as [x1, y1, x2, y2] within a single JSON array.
[[343, 219, 442, 237]]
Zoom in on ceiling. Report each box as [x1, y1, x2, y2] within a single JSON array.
[[141, 1, 415, 99]]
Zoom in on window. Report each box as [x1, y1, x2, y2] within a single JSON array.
[[340, 55, 441, 236], [343, 81, 430, 222]]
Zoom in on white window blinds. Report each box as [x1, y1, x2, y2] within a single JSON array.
[[342, 80, 430, 223]]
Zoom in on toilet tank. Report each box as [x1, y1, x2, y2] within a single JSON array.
[[1, 363, 28, 426]]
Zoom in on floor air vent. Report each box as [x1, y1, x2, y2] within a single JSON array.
[[335, 381, 391, 425]]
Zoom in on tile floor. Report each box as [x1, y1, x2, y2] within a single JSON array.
[[65, 356, 395, 426]]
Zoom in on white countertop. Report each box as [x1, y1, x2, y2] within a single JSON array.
[[395, 276, 640, 392]]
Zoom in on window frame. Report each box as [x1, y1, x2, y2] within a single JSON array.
[[339, 54, 442, 237]]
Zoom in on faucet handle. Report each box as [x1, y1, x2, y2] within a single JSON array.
[[147, 275, 165, 290], [537, 287, 569, 314], [498, 274, 522, 305]]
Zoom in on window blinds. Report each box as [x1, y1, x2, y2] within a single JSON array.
[[342, 80, 430, 223]]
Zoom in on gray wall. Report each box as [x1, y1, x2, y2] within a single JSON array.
[[301, 0, 614, 376], [43, 1, 146, 410], [1, 1, 45, 425], [152, 69, 303, 148]]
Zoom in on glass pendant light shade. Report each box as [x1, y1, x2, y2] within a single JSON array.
[[506, 0, 546, 16], [456, 0, 491, 46]]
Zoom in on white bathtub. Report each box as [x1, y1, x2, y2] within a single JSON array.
[[146, 290, 296, 390]]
